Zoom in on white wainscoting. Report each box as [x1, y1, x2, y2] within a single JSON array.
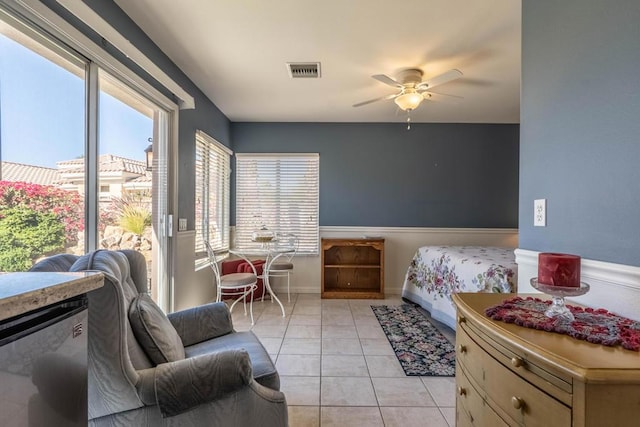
[[272, 227, 519, 296], [173, 227, 518, 310], [515, 248, 640, 321]]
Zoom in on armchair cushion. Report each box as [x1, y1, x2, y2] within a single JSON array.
[[154, 350, 252, 418], [167, 302, 233, 347], [184, 331, 280, 391], [129, 294, 185, 364]]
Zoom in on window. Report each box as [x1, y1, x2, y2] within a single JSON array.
[[195, 131, 231, 257], [235, 153, 319, 254], [0, 6, 176, 310], [0, 12, 86, 270]]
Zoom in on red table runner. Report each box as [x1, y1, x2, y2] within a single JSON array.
[[485, 296, 640, 351]]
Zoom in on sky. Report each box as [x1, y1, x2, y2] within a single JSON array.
[[0, 32, 152, 169]]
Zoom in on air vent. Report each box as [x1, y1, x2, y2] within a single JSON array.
[[286, 62, 321, 78]]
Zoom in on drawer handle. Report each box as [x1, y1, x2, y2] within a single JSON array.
[[511, 396, 525, 410], [457, 386, 466, 396], [457, 344, 467, 354], [511, 357, 524, 368], [458, 316, 466, 325]]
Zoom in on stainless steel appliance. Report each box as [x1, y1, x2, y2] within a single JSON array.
[[0, 294, 87, 427]]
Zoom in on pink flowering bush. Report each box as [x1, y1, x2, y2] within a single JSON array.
[[0, 180, 84, 244], [0, 181, 84, 270]]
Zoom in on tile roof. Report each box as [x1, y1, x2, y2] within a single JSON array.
[[57, 154, 147, 175], [1, 161, 59, 185], [2, 154, 148, 189]]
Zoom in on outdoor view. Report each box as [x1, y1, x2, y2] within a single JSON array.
[[0, 20, 154, 274]]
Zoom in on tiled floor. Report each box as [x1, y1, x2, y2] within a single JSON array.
[[230, 293, 456, 427]]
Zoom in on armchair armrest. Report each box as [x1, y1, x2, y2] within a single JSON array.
[[154, 350, 252, 418], [167, 302, 233, 346]]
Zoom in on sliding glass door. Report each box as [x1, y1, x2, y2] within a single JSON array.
[[97, 70, 172, 306], [0, 9, 174, 309], [0, 12, 86, 270]]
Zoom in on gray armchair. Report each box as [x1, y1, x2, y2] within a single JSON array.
[[30, 250, 287, 426]]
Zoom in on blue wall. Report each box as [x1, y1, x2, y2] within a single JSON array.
[[232, 123, 519, 227], [46, 0, 232, 226], [520, 0, 640, 265], [44, 1, 520, 232]]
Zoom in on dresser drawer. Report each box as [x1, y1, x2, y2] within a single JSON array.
[[456, 325, 486, 386], [456, 405, 473, 427], [482, 346, 571, 426], [457, 322, 571, 426], [457, 364, 509, 427], [462, 318, 572, 406]]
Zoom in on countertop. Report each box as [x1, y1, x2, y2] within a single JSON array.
[[0, 271, 104, 322]]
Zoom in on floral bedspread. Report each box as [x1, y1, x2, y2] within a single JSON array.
[[405, 246, 517, 297], [402, 246, 517, 329]]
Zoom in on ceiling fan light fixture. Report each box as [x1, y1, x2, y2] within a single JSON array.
[[394, 91, 423, 111]]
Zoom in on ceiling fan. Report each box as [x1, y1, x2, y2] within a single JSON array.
[[353, 68, 463, 129]]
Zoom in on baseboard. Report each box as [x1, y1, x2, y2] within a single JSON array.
[[269, 284, 403, 296]]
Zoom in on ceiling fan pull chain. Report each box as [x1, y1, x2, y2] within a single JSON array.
[[406, 110, 411, 130]]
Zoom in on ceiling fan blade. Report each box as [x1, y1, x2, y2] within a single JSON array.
[[353, 93, 398, 107], [372, 74, 404, 88], [417, 69, 463, 90], [421, 91, 463, 102]]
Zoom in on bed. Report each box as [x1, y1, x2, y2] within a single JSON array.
[[402, 246, 517, 330]]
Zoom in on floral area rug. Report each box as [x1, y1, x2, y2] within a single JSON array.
[[371, 304, 456, 376], [485, 296, 640, 351]]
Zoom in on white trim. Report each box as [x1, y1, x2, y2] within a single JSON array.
[[515, 249, 640, 291], [54, 0, 194, 109], [515, 248, 640, 321], [236, 153, 320, 159], [9, 0, 179, 111], [320, 226, 519, 235]]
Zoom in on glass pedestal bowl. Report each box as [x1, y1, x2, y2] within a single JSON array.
[[530, 278, 590, 322], [251, 225, 275, 247]]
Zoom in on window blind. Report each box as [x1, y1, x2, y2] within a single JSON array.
[[195, 130, 231, 256], [235, 153, 319, 254]]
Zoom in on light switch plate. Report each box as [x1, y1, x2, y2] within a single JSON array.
[[178, 218, 187, 231], [534, 199, 546, 227]]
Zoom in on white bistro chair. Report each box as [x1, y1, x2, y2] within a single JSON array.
[[267, 233, 298, 302], [205, 241, 258, 324]]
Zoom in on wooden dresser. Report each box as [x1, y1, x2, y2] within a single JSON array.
[[452, 293, 640, 427]]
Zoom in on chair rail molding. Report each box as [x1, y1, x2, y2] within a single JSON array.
[[515, 248, 640, 321]]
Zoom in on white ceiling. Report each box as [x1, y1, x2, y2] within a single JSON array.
[[114, 0, 521, 124]]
